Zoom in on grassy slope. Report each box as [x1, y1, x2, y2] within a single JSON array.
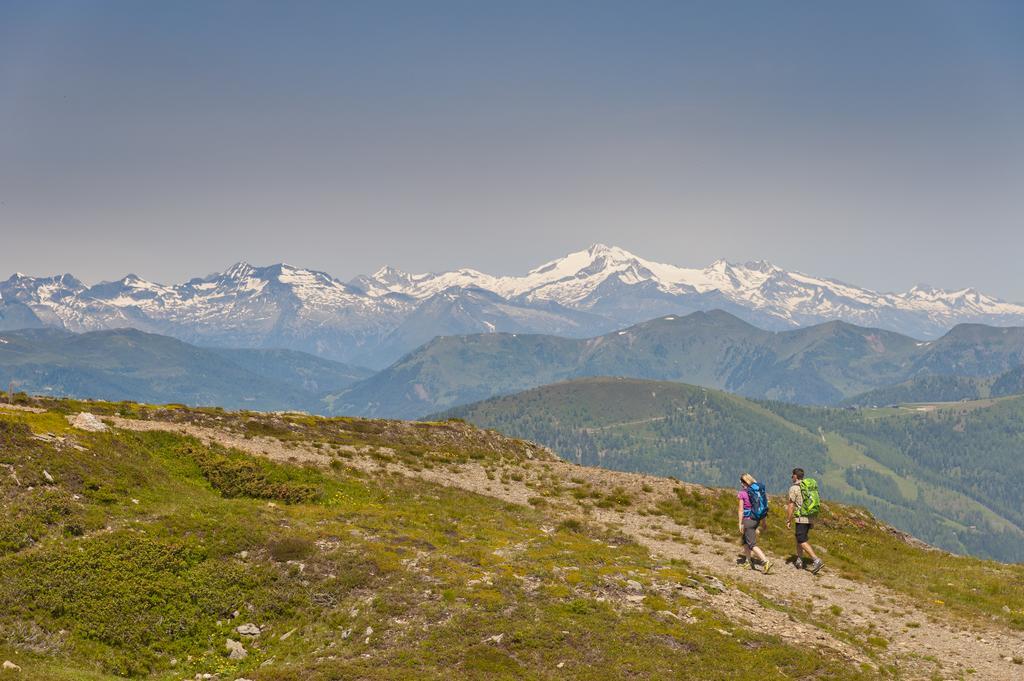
[[651, 485, 1024, 630], [0, 400, 872, 681], [442, 378, 1024, 562]]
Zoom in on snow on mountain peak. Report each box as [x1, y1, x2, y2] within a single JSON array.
[[351, 245, 1008, 318], [4, 247, 1024, 366], [371, 265, 410, 281], [743, 260, 781, 274], [223, 262, 256, 280]]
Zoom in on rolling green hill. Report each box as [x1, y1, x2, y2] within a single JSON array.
[[333, 311, 1024, 419], [841, 374, 991, 407], [2, 395, 1023, 679], [0, 328, 370, 412], [441, 378, 1024, 562], [436, 377, 829, 486], [841, 365, 1024, 407]]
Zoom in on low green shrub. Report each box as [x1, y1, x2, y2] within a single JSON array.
[[268, 535, 316, 562], [183, 445, 321, 503]]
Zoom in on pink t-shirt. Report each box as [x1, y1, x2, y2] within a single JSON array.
[[738, 489, 751, 516]]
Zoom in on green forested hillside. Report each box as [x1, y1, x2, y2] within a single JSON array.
[[764, 397, 1024, 561], [840, 364, 1024, 407], [443, 379, 1024, 562], [437, 378, 828, 487], [840, 374, 989, 407]]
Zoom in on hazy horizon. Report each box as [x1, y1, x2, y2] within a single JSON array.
[[2, 2, 1023, 298]]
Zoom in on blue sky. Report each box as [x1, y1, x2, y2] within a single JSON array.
[[1, 1, 1022, 297]]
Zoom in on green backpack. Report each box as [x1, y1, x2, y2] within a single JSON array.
[[798, 478, 820, 518]]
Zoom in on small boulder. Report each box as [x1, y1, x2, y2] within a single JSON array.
[[67, 413, 108, 432], [236, 623, 261, 636], [225, 638, 247, 660], [2, 660, 21, 672], [704, 576, 727, 592]]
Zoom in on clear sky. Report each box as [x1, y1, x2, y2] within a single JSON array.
[[1, 1, 1022, 298]]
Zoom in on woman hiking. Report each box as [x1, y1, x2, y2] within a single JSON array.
[[737, 473, 774, 574]]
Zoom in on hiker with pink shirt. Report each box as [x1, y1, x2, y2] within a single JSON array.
[[737, 473, 774, 574]]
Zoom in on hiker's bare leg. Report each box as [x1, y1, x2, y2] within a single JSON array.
[[799, 541, 818, 561], [751, 546, 768, 563]]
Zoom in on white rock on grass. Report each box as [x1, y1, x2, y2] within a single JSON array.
[[225, 638, 247, 660], [67, 413, 108, 432], [236, 623, 261, 636], [2, 660, 21, 671]]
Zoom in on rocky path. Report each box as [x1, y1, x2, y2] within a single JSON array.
[[106, 416, 1024, 680], [0, 403, 47, 413]]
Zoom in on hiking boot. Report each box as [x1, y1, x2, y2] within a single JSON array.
[[762, 560, 774, 575], [810, 558, 824, 575], [735, 556, 748, 565], [794, 557, 805, 570]]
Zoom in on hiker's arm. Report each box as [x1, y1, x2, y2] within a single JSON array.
[[786, 500, 794, 527], [737, 498, 744, 529]]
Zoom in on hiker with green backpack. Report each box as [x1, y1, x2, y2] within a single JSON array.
[[786, 468, 824, 574]]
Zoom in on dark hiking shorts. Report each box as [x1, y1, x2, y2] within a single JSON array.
[[742, 517, 760, 548], [795, 521, 813, 544]]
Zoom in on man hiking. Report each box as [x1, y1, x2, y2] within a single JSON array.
[[786, 468, 824, 574], [737, 473, 774, 574]]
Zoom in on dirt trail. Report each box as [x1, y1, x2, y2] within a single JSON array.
[[0, 403, 47, 414], [108, 416, 1024, 680], [582, 415, 669, 433]]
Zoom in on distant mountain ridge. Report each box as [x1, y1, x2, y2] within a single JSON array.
[[352, 244, 1024, 337], [5, 244, 1024, 368], [333, 311, 1024, 418], [0, 327, 370, 411]]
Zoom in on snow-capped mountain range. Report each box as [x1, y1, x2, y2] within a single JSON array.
[[3, 244, 1023, 368]]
